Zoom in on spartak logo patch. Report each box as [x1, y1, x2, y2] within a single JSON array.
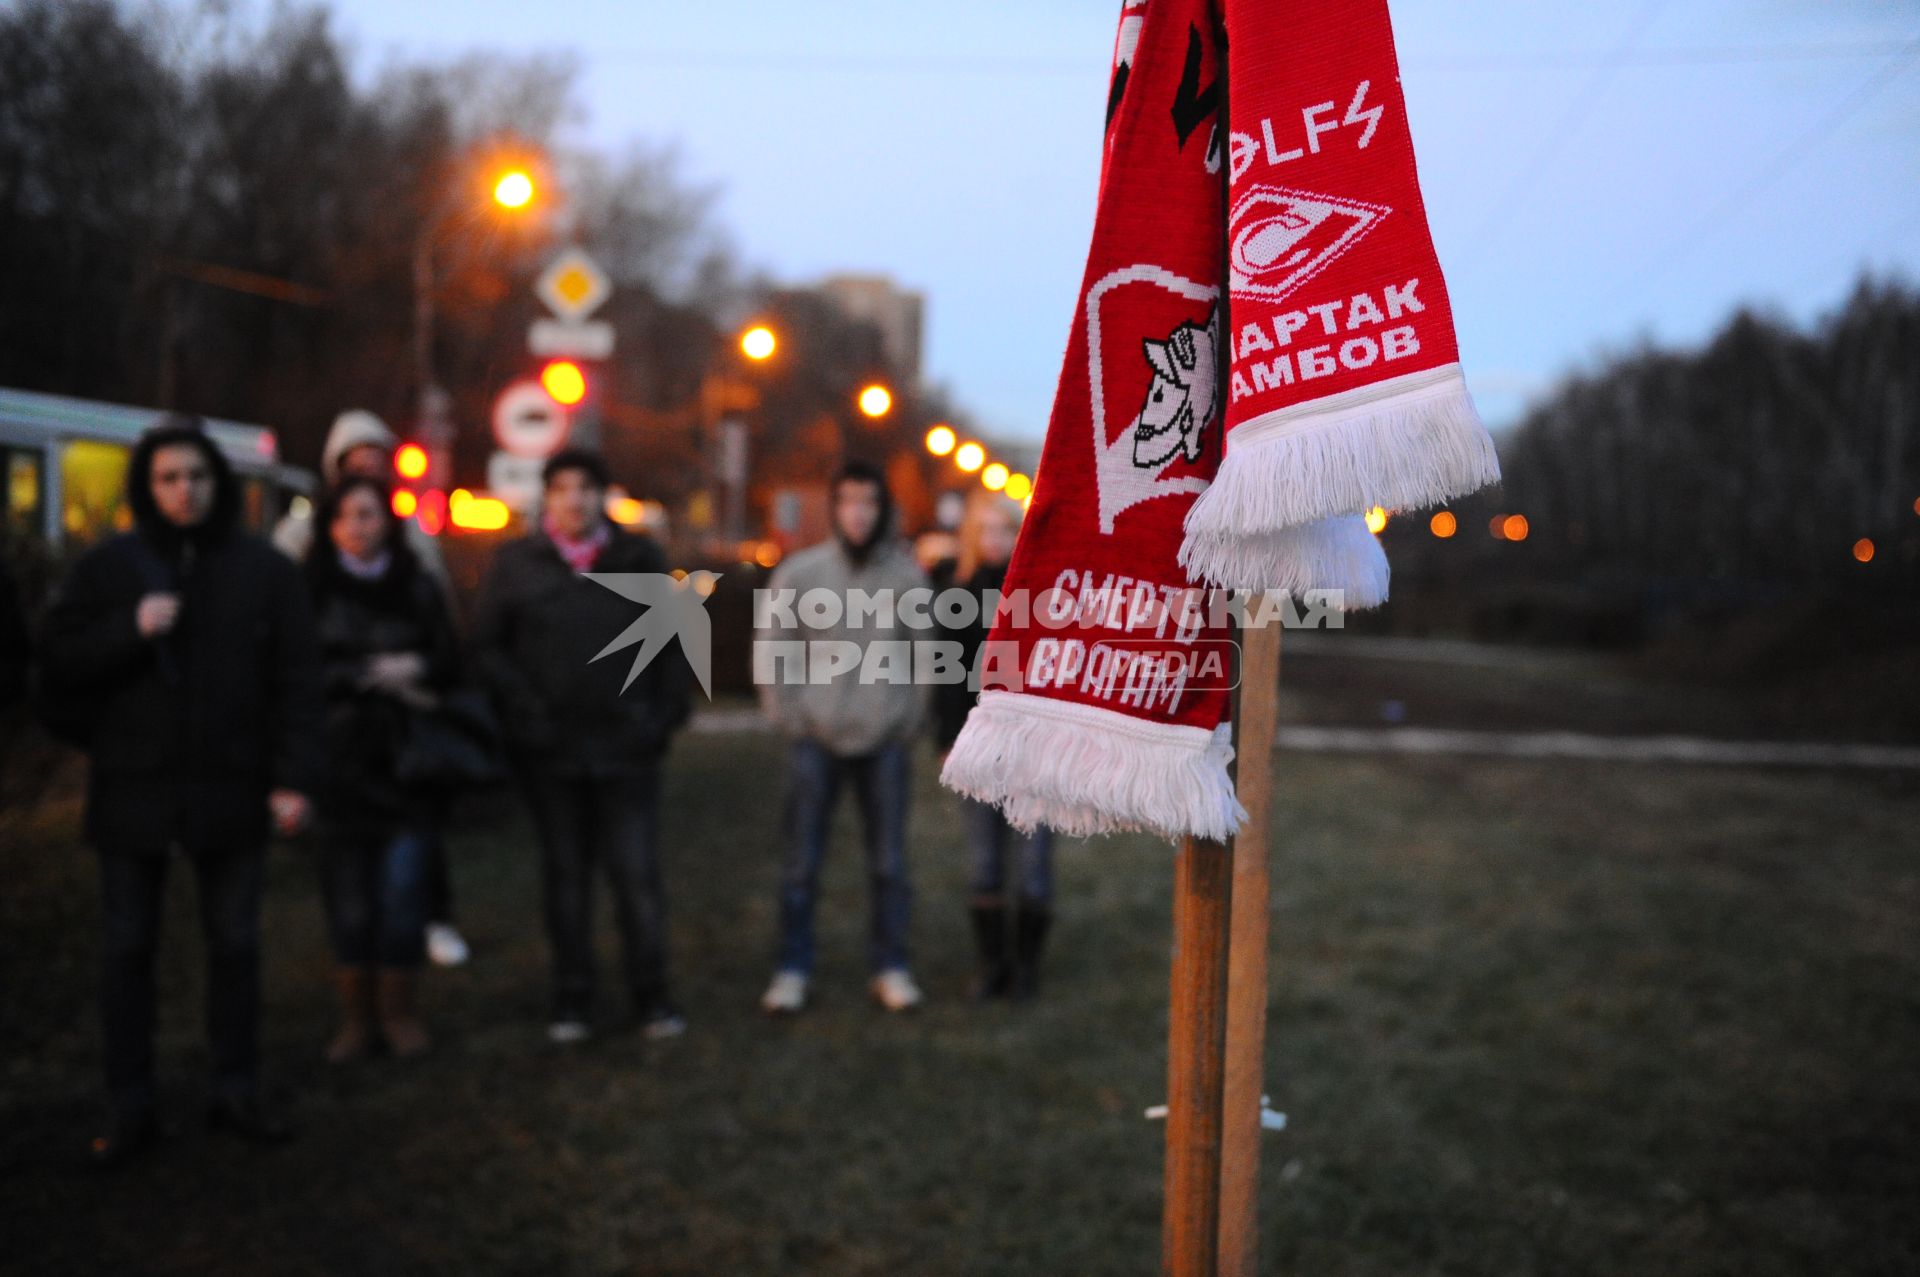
[[1087, 264, 1219, 535], [1228, 185, 1390, 303]]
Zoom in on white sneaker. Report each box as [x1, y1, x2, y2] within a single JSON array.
[[869, 968, 924, 1013], [640, 1004, 688, 1041], [547, 1019, 591, 1045], [760, 970, 809, 1015], [425, 923, 470, 968]]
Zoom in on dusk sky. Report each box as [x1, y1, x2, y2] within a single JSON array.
[[321, 1, 1920, 441]]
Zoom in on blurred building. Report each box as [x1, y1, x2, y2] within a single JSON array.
[[814, 273, 926, 388]]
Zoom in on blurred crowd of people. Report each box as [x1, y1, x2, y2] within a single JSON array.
[[7, 410, 1049, 1167]]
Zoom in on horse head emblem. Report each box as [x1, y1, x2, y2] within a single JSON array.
[[1132, 305, 1218, 470]]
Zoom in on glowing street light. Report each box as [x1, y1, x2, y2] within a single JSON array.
[[1004, 472, 1032, 501], [740, 325, 777, 361], [1502, 513, 1530, 542], [954, 441, 986, 473], [1430, 510, 1457, 538], [925, 424, 957, 456], [1365, 505, 1388, 535], [982, 462, 1009, 492], [492, 169, 535, 209], [858, 383, 893, 418], [1854, 537, 1876, 563]]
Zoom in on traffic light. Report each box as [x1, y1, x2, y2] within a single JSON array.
[[541, 359, 588, 406], [389, 441, 446, 533], [394, 443, 429, 482]]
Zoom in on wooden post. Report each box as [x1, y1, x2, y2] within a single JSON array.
[[1162, 833, 1232, 1277], [1218, 610, 1282, 1276]]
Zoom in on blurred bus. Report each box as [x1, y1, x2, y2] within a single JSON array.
[[0, 387, 315, 565]]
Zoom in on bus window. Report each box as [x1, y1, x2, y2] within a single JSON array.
[[62, 439, 132, 546], [5, 448, 42, 545]]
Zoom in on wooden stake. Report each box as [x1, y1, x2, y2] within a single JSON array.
[[1162, 832, 1232, 1277], [1219, 610, 1282, 1276]]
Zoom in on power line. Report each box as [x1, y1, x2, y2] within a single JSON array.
[[1456, 0, 1675, 269], [1778, 202, 1920, 299], [1611, 39, 1920, 307], [1411, 40, 1918, 71], [371, 39, 1918, 79]]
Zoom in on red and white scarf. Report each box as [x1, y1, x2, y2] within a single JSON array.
[[941, 0, 1499, 840], [544, 514, 611, 573]]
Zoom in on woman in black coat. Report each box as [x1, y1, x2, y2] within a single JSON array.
[[306, 475, 459, 1063], [933, 494, 1057, 1000]]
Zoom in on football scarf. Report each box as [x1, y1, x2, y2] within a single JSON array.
[[941, 0, 1498, 840]]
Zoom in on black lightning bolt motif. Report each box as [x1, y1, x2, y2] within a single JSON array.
[[1170, 24, 1218, 148]]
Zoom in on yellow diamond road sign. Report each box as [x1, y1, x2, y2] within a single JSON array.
[[536, 247, 610, 321]]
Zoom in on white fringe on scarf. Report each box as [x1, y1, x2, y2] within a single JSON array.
[[1181, 514, 1391, 610], [1181, 363, 1500, 590], [940, 691, 1246, 841]]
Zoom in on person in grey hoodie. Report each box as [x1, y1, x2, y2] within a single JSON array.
[[273, 410, 470, 969], [756, 460, 929, 1015]]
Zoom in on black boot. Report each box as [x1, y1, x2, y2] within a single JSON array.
[[1011, 904, 1052, 1001], [968, 901, 1011, 1000]]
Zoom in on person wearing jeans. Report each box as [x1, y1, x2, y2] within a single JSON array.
[[524, 768, 670, 1029], [317, 827, 433, 1054], [933, 494, 1056, 999], [321, 829, 431, 968], [98, 848, 266, 1121], [958, 795, 1055, 998], [756, 461, 929, 1015], [274, 410, 472, 971], [306, 476, 460, 1063], [777, 738, 913, 980], [472, 448, 693, 1044]]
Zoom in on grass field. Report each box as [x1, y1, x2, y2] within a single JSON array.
[[2, 716, 1917, 1276]]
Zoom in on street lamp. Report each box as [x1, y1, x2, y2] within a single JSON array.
[[982, 462, 1009, 492], [1004, 472, 1032, 501], [925, 424, 956, 456], [492, 169, 536, 209], [413, 150, 541, 494], [858, 384, 893, 418], [954, 441, 985, 473], [695, 323, 789, 551], [740, 325, 777, 361]]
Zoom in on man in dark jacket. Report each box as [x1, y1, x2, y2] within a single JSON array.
[[471, 448, 692, 1043], [39, 416, 324, 1163]]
